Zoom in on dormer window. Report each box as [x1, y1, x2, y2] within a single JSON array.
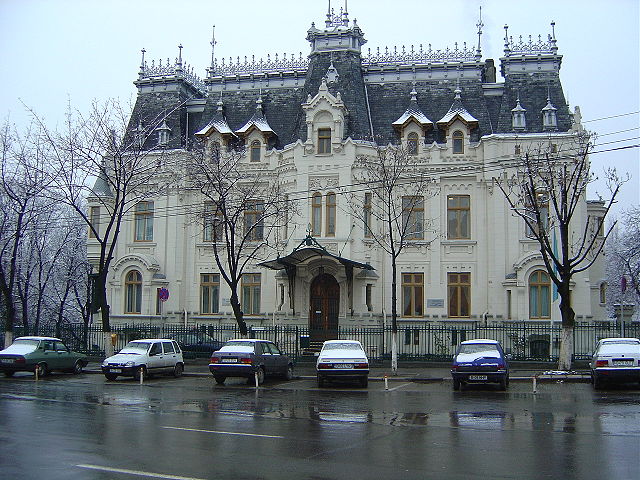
[[318, 128, 331, 154], [511, 97, 527, 131], [407, 132, 418, 155], [156, 119, 171, 147], [250, 140, 261, 162], [452, 131, 464, 154], [542, 97, 558, 131]]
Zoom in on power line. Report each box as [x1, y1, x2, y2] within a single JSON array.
[[583, 111, 640, 123]]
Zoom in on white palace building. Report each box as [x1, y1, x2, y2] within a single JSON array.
[[88, 5, 607, 347]]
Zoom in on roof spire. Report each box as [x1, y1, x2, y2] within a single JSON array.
[[550, 21, 558, 54], [326, 0, 332, 28], [475, 6, 484, 60], [139, 48, 146, 77], [210, 25, 216, 71], [343, 0, 349, 26]]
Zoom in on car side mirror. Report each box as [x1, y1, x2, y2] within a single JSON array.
[[314, 352, 320, 357], [506, 354, 512, 360]]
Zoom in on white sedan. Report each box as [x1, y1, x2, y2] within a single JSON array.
[[590, 337, 640, 389], [316, 340, 369, 387]]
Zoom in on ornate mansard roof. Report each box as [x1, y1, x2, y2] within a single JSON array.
[[129, 8, 572, 150]]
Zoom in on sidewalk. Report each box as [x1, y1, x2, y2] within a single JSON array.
[[85, 358, 591, 383]]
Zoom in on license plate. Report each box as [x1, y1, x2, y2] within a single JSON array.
[[613, 360, 633, 366], [1, 358, 13, 364], [468, 375, 488, 381], [110, 368, 122, 373], [334, 364, 354, 369], [221, 358, 238, 363]]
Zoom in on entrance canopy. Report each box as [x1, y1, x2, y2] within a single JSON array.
[[258, 235, 374, 272]]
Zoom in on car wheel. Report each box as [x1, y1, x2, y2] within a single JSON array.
[[593, 375, 604, 390], [453, 379, 461, 391], [360, 376, 368, 388], [254, 367, 265, 385], [73, 360, 84, 375], [317, 375, 325, 388], [3, 371, 15, 378], [214, 375, 226, 385], [133, 366, 146, 381], [35, 363, 48, 377], [499, 377, 507, 391], [283, 364, 294, 381], [104, 373, 118, 381], [173, 363, 183, 378]]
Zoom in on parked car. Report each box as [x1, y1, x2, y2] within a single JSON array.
[[209, 339, 293, 385], [316, 340, 369, 388], [451, 339, 510, 391], [590, 337, 640, 389], [170, 332, 224, 354], [101, 339, 184, 381], [0, 336, 87, 377]]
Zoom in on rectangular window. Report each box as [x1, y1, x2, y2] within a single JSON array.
[[242, 273, 261, 315], [448, 272, 471, 318], [244, 200, 264, 241], [526, 192, 548, 238], [200, 274, 220, 314], [203, 202, 223, 242], [402, 196, 424, 240], [363, 193, 372, 237], [156, 288, 162, 315], [402, 273, 424, 317], [134, 201, 154, 242], [447, 195, 470, 240], [326, 193, 336, 236], [317, 128, 331, 154], [89, 206, 100, 238], [311, 193, 322, 236]]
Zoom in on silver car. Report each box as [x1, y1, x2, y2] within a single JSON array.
[[590, 337, 640, 389]]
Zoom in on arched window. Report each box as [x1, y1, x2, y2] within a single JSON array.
[[407, 132, 418, 155], [125, 270, 142, 314], [529, 270, 551, 318], [452, 131, 464, 154], [312, 193, 322, 236], [326, 192, 336, 236], [250, 140, 261, 162]]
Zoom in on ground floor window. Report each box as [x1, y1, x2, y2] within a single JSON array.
[[529, 270, 550, 318], [402, 273, 423, 317], [201, 274, 220, 314], [242, 273, 261, 315], [125, 270, 142, 314], [448, 272, 470, 318]]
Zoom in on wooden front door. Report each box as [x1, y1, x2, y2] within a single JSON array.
[[309, 273, 340, 343]]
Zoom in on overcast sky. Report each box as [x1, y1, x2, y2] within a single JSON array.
[[1, 0, 638, 216]]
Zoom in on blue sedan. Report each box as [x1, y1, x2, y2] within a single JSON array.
[[451, 339, 510, 391]]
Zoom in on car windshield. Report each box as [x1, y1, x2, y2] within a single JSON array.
[[12, 339, 41, 347], [458, 344, 499, 355], [323, 343, 362, 351], [225, 341, 256, 347], [120, 342, 151, 354]]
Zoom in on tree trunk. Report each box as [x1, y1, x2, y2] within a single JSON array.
[[230, 291, 248, 337], [3, 299, 16, 347], [3, 330, 12, 349], [390, 257, 398, 374], [101, 303, 113, 357], [557, 325, 573, 371]]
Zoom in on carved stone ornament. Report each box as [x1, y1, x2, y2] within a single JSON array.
[[309, 176, 339, 190]]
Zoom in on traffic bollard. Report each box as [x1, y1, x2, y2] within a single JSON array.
[[254, 372, 259, 388], [384, 375, 389, 390], [139, 367, 144, 385], [532, 375, 537, 394]]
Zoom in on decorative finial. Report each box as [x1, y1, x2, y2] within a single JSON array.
[[210, 25, 216, 71], [139, 48, 146, 76], [178, 44, 183, 65], [476, 6, 484, 58], [410, 88, 417, 102], [343, 0, 349, 26], [326, 0, 332, 28], [504, 24, 511, 55], [550, 21, 558, 54]]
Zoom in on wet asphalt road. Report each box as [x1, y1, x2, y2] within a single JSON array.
[[0, 372, 638, 480]]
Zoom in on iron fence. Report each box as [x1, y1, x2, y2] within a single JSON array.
[[2, 321, 638, 363]]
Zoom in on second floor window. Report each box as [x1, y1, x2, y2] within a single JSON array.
[[526, 192, 549, 239], [250, 140, 261, 162], [402, 196, 424, 240], [326, 192, 336, 236], [203, 202, 223, 242], [201, 274, 220, 314], [318, 128, 331, 154], [242, 273, 261, 315], [134, 201, 154, 242], [244, 200, 264, 241], [447, 195, 470, 239], [89, 206, 100, 238], [312, 193, 322, 236], [363, 192, 372, 237]]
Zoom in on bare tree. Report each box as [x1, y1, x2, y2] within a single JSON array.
[[496, 135, 625, 370], [33, 99, 179, 356], [348, 144, 434, 373], [0, 121, 51, 347], [186, 142, 291, 336], [607, 207, 640, 314]]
